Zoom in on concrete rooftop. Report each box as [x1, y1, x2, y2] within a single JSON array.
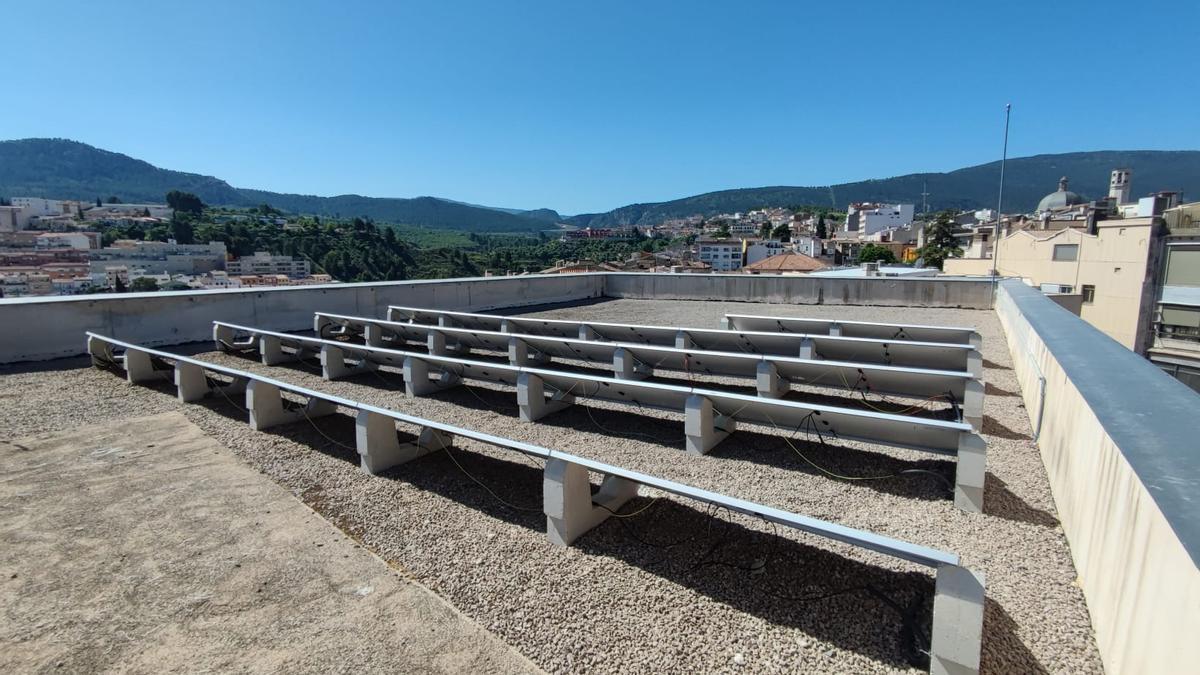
[[0, 297, 1103, 673]]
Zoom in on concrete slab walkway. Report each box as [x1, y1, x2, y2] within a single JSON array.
[[0, 412, 540, 674]]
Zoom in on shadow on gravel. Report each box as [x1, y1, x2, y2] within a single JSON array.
[[984, 382, 1020, 398], [982, 416, 1033, 441], [527, 404, 956, 504], [983, 475, 1059, 529], [572, 497, 1041, 672], [982, 359, 1012, 371]]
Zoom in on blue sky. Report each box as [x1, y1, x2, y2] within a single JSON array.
[[5, 1, 1196, 214]]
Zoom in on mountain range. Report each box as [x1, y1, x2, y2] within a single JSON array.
[[2, 139, 1198, 232]]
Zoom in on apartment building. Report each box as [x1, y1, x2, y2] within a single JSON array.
[[696, 240, 744, 271], [225, 251, 311, 278]]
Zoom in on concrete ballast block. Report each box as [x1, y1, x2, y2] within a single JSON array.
[[517, 372, 574, 422], [543, 457, 639, 546], [684, 394, 736, 455], [954, 433, 987, 513], [355, 410, 452, 475], [930, 565, 986, 675]]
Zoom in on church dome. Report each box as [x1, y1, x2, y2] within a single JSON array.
[[1037, 176, 1086, 212]]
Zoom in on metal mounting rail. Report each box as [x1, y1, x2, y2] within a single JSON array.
[[721, 313, 982, 348], [86, 330, 987, 675], [385, 305, 982, 375], [211, 320, 987, 513], [314, 311, 983, 429]]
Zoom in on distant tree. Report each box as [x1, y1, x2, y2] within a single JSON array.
[[129, 277, 159, 292], [114, 276, 128, 293], [106, 196, 122, 204], [0, 197, 10, 206], [171, 218, 195, 244], [758, 223, 772, 239], [815, 215, 827, 239], [916, 211, 963, 270], [714, 222, 731, 239], [166, 190, 204, 214], [96, 197, 103, 207], [141, 207, 152, 217], [857, 243, 897, 264], [771, 222, 791, 242]]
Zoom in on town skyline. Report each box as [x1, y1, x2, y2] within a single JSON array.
[[5, 0, 1197, 214]]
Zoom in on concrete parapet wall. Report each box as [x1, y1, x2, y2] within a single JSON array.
[[0, 275, 603, 364], [602, 273, 995, 308], [995, 279, 1200, 674]]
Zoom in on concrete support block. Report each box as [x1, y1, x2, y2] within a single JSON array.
[[354, 410, 452, 475], [363, 323, 385, 347], [427, 331, 448, 356], [385, 307, 404, 322], [828, 322, 843, 337], [674, 330, 695, 349], [213, 324, 256, 353], [684, 394, 736, 455], [176, 362, 246, 403], [578, 325, 598, 340], [719, 316, 732, 330], [613, 347, 652, 380], [403, 356, 461, 398], [966, 348, 983, 379], [967, 331, 983, 351], [954, 433, 987, 513], [508, 338, 551, 366], [213, 323, 234, 352], [798, 336, 816, 360], [437, 316, 461, 328], [87, 335, 114, 368], [321, 344, 378, 380], [517, 372, 574, 422], [755, 361, 789, 398], [259, 335, 304, 366], [930, 565, 986, 675], [124, 347, 167, 384], [962, 379, 985, 432], [246, 380, 335, 431], [175, 362, 209, 402], [543, 457, 639, 546], [313, 314, 335, 338]]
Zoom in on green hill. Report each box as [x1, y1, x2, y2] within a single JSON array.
[[0, 138, 556, 232], [567, 150, 1200, 228]]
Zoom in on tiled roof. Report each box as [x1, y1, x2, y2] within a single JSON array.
[[742, 252, 830, 272]]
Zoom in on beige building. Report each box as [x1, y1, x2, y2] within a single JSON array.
[[946, 217, 1163, 351]]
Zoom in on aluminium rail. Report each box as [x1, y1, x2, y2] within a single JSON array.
[[213, 321, 987, 513], [385, 305, 982, 375], [86, 330, 986, 675], [314, 311, 983, 430], [721, 313, 982, 348]]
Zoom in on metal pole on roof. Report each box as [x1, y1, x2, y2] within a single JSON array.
[[991, 104, 1011, 286]]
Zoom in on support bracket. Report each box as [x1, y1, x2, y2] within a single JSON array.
[[684, 394, 736, 455], [544, 457, 640, 546]]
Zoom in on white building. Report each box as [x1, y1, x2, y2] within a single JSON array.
[[35, 232, 92, 250], [745, 239, 788, 266], [225, 251, 311, 278], [11, 198, 65, 217], [697, 240, 745, 272], [844, 203, 915, 236], [792, 234, 823, 258]]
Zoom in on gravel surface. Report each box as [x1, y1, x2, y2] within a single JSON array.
[[0, 299, 1103, 674]]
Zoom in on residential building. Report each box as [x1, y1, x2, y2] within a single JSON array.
[[843, 203, 915, 236], [1147, 202, 1200, 392], [696, 240, 744, 272], [745, 239, 788, 266], [225, 252, 311, 278], [89, 240, 227, 276]]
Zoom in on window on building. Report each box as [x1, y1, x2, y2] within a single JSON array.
[[1052, 244, 1079, 261], [1164, 247, 1200, 286], [1082, 285, 1095, 304]]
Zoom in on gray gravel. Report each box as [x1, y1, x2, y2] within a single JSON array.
[[0, 299, 1103, 674]]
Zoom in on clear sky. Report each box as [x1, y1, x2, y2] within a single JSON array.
[[5, 0, 1197, 214]]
